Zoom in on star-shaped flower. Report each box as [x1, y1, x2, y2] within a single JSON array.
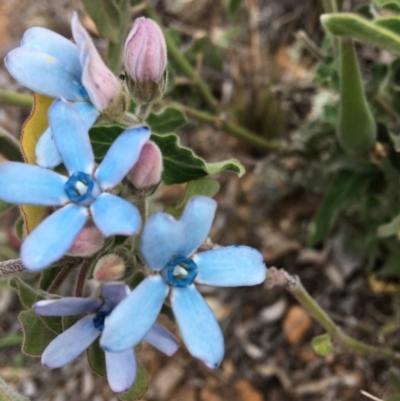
[[0, 98, 150, 271], [5, 13, 125, 168], [101, 196, 267, 367], [34, 283, 179, 392]]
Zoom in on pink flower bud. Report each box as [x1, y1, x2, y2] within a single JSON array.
[[71, 13, 128, 118], [126, 141, 163, 189], [67, 223, 105, 257], [93, 254, 126, 283], [124, 17, 167, 104]]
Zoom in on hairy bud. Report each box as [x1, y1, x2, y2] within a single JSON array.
[[67, 224, 104, 257], [126, 141, 163, 192], [93, 254, 126, 283], [124, 17, 167, 104]]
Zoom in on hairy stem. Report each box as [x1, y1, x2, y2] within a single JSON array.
[[107, 0, 130, 73], [145, 6, 218, 111], [0, 259, 26, 276], [74, 259, 92, 297], [0, 91, 33, 108], [171, 102, 278, 150], [48, 264, 74, 293], [266, 267, 400, 362]]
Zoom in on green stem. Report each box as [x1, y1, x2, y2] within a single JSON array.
[[321, 0, 336, 13], [107, 0, 130, 73], [145, 6, 219, 111], [171, 102, 278, 150], [0, 91, 33, 108], [266, 268, 400, 362]]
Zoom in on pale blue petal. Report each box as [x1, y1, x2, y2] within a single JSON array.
[[171, 285, 224, 368], [21, 204, 89, 271], [91, 193, 141, 237], [49, 99, 95, 175], [36, 102, 99, 169], [105, 349, 136, 393], [144, 323, 179, 356], [73, 102, 100, 127], [95, 126, 151, 190], [0, 162, 68, 205], [5, 48, 85, 101], [34, 298, 101, 316], [21, 27, 81, 75], [101, 283, 130, 308], [193, 246, 267, 287], [36, 127, 62, 169], [178, 196, 217, 257], [41, 315, 100, 368], [101, 276, 169, 352], [140, 212, 184, 271]]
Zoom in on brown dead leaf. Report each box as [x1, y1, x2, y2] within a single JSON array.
[[282, 305, 312, 344]]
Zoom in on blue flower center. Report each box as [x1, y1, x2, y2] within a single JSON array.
[[161, 256, 197, 288], [65, 172, 101, 206], [93, 309, 111, 332]]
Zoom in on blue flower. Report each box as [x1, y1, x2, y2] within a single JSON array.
[[5, 13, 123, 168], [100, 196, 267, 368], [0, 98, 150, 271], [33, 283, 179, 393]]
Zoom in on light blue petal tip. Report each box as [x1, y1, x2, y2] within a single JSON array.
[[194, 246, 267, 287], [95, 125, 151, 190], [100, 276, 168, 352], [21, 204, 88, 271], [140, 212, 183, 271], [178, 196, 217, 257], [171, 286, 224, 368], [91, 193, 141, 237]]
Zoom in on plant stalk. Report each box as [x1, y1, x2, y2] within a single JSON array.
[[171, 102, 278, 150], [266, 267, 400, 362], [0, 91, 33, 108], [145, 6, 219, 110]]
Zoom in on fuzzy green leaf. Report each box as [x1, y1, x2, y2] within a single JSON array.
[[337, 39, 376, 156], [167, 178, 220, 216], [151, 133, 245, 185], [119, 362, 148, 400], [15, 217, 24, 241], [0, 377, 30, 401], [89, 127, 245, 185], [19, 310, 58, 356], [373, 0, 400, 11], [375, 16, 400, 35], [90, 125, 124, 160], [310, 170, 373, 244], [80, 0, 121, 43], [321, 13, 400, 53], [311, 333, 333, 356], [9, 277, 42, 308], [87, 338, 107, 378], [146, 107, 187, 134], [0, 200, 12, 218]]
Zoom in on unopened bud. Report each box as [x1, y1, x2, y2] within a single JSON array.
[[126, 141, 163, 192], [124, 17, 167, 104], [93, 254, 126, 283], [67, 224, 104, 257]]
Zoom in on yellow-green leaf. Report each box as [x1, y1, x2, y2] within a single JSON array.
[[311, 333, 334, 356], [20, 93, 54, 235]]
